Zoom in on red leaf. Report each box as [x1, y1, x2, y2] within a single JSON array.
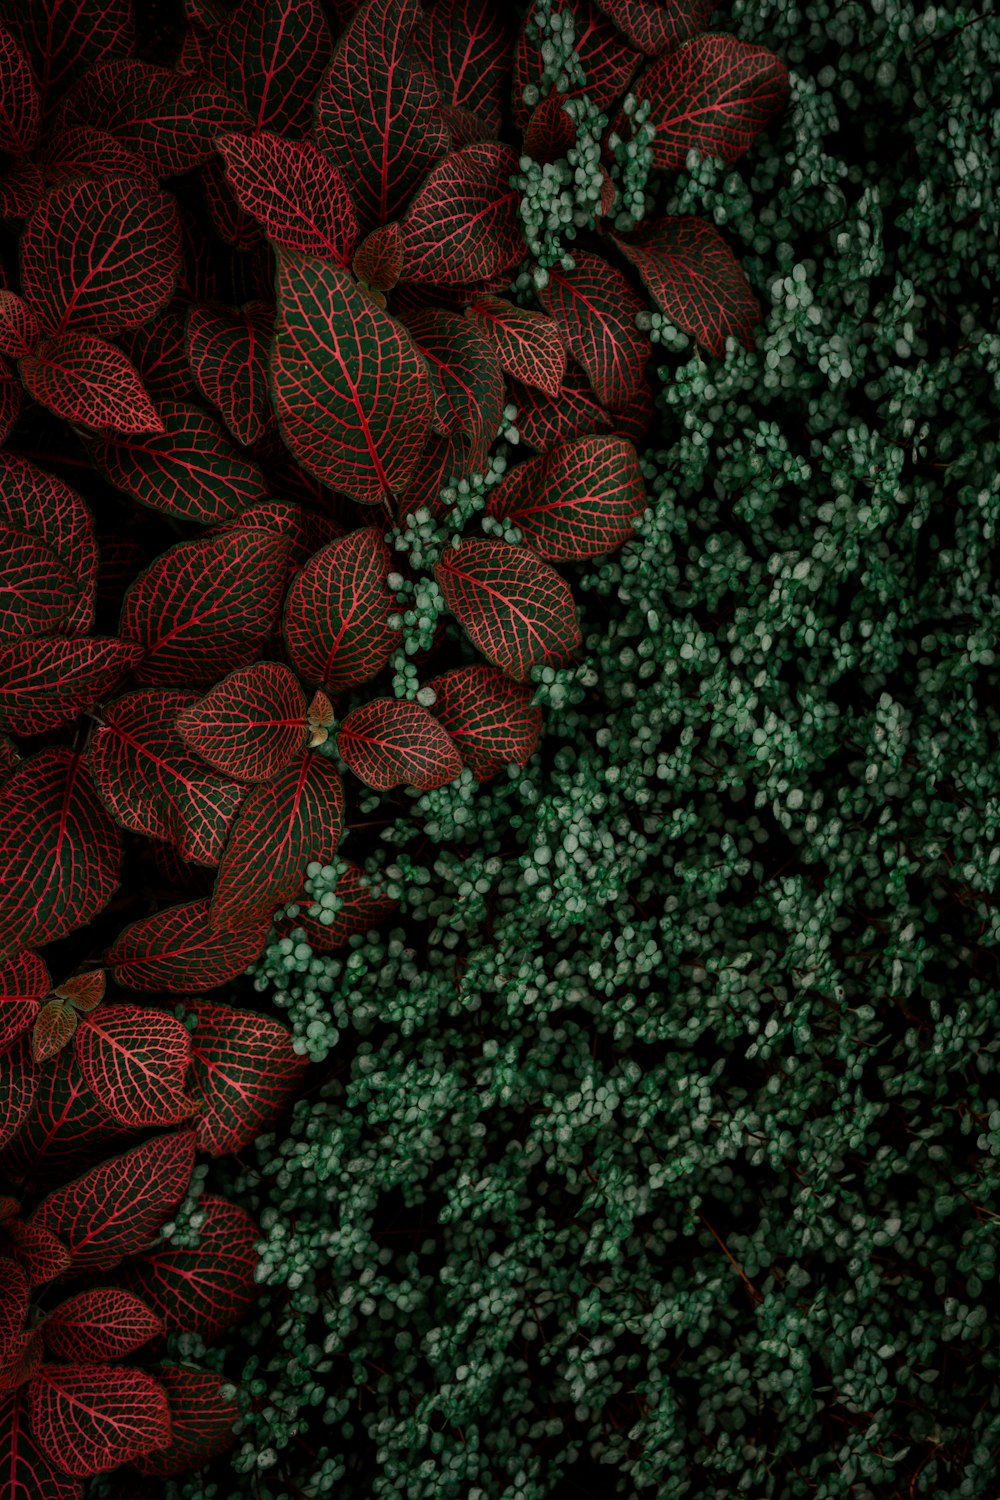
[[87, 399, 268, 525], [20, 177, 181, 339], [1, 0, 133, 111], [19, 335, 163, 436], [119, 530, 289, 688], [338, 698, 462, 790], [613, 215, 760, 355], [87, 690, 246, 867], [44, 1291, 162, 1364], [176, 662, 307, 784], [211, 499, 323, 571], [271, 250, 434, 504], [107, 899, 271, 993], [29, 1131, 197, 1272], [1, 1221, 70, 1287], [132, 1365, 238, 1477], [215, 130, 357, 262], [200, 155, 263, 251], [0, 1389, 81, 1500], [0, 1053, 131, 1191], [624, 34, 790, 170], [0, 1331, 43, 1402], [522, 96, 575, 163], [415, 0, 512, 132], [0, 527, 80, 642], [397, 143, 522, 286], [0, 453, 98, 634], [282, 528, 397, 694], [31, 1001, 76, 1065], [592, 0, 716, 54], [314, 0, 450, 232], [0, 951, 48, 1051], [0, 637, 141, 736], [486, 434, 646, 560], [506, 359, 617, 449], [276, 861, 398, 951], [403, 309, 504, 471], [224, 0, 333, 137], [0, 25, 39, 155], [0, 1258, 28, 1365], [352, 224, 403, 294], [53, 971, 104, 1012], [184, 1001, 308, 1155], [117, 305, 199, 403], [538, 250, 650, 410], [0, 750, 121, 956], [427, 664, 542, 779], [395, 431, 466, 522], [29, 1364, 171, 1477], [0, 163, 44, 222], [55, 59, 251, 176], [0, 1036, 35, 1147], [36, 127, 158, 189], [0, 292, 40, 358], [209, 752, 345, 929], [434, 538, 581, 681], [120, 1196, 259, 1342], [513, 0, 639, 125], [184, 302, 272, 449], [75, 1006, 194, 1129]]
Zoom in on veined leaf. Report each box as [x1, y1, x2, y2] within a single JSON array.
[[43, 1290, 162, 1364], [54, 971, 104, 1011], [512, 0, 639, 125], [314, 0, 450, 233], [0, 750, 119, 957], [212, 499, 321, 570], [0, 0, 133, 110], [415, 0, 511, 132], [0, 527, 80, 641], [352, 224, 403, 294], [0, 1390, 80, 1500], [427, 664, 542, 779], [434, 538, 581, 681], [119, 530, 289, 687], [31, 1000, 77, 1064], [0, 1258, 28, 1365], [184, 1001, 308, 1155], [282, 527, 397, 693], [1, 1219, 70, 1288], [121, 1195, 260, 1342], [277, 861, 398, 952], [593, 0, 716, 54], [624, 34, 790, 170], [209, 753, 345, 929], [185, 303, 272, 448], [215, 130, 357, 262], [538, 249, 650, 410], [0, 951, 49, 1050], [107, 899, 271, 993], [177, 662, 308, 784], [224, 0, 333, 136], [506, 359, 616, 450], [87, 400, 267, 525], [486, 435, 646, 560], [29, 1364, 171, 1477], [403, 309, 503, 471], [75, 1006, 194, 1129], [271, 249, 433, 504], [613, 215, 760, 355], [397, 143, 522, 286], [20, 177, 181, 338], [132, 1366, 238, 1477], [118, 305, 199, 402], [0, 24, 39, 155], [200, 155, 263, 250], [36, 126, 158, 188], [0, 292, 40, 358], [0, 637, 141, 736], [30, 1131, 196, 1272], [19, 334, 163, 436], [0, 163, 43, 222], [0, 1036, 35, 1151], [522, 96, 575, 162], [395, 431, 466, 522], [0, 1052, 131, 1191], [337, 697, 463, 790], [87, 690, 245, 867]]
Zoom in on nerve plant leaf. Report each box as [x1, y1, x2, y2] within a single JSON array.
[[486, 435, 647, 560], [120, 1195, 260, 1342], [43, 1290, 163, 1364], [176, 662, 308, 783], [537, 249, 650, 411], [75, 1006, 194, 1128], [215, 130, 358, 261], [184, 302, 273, 448], [426, 664, 542, 780], [107, 900, 272, 993], [397, 143, 522, 286], [224, 0, 333, 137], [282, 528, 398, 693], [28, 1363, 171, 1477], [132, 1365, 238, 1477], [183, 1001, 309, 1155], [0, 1389, 80, 1500], [613, 215, 761, 355], [18, 334, 164, 436], [337, 698, 463, 790], [0, 951, 49, 1050]]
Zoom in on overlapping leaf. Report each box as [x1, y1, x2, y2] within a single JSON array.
[[19, 335, 163, 436], [208, 752, 345, 929], [0, 529, 79, 640], [397, 143, 522, 286], [0, 1052, 130, 1190], [184, 1001, 309, 1155], [404, 309, 504, 470], [0, 24, 40, 155], [0, 452, 98, 634], [121, 1195, 260, 1342], [0, 638, 140, 736], [415, 0, 511, 131], [37, 126, 158, 188], [278, 861, 399, 952], [538, 250, 649, 410], [30, 1131, 197, 1272], [271, 250, 434, 503], [0, 951, 49, 1050], [185, 303, 272, 448], [29, 1364, 171, 1477], [43, 1291, 163, 1364], [215, 131, 358, 261], [132, 1366, 238, 1477], [0, 163, 43, 221], [20, 178, 181, 338], [486, 435, 646, 560], [314, 0, 450, 232], [623, 33, 790, 170], [87, 690, 246, 867], [427, 664, 543, 779], [282, 527, 397, 693], [213, 499, 322, 570], [75, 1006, 194, 1129], [200, 156, 263, 251], [119, 530, 289, 687], [337, 698, 462, 790], [107, 899, 271, 993], [435, 538, 581, 681], [118, 306, 198, 402], [0, 1258, 28, 1364], [32, 1001, 77, 1064], [0, 0, 134, 110], [352, 224, 403, 294], [0, 1037, 35, 1151], [87, 400, 267, 525], [0, 292, 39, 357], [1, 1220, 70, 1286], [613, 215, 760, 355], [176, 662, 308, 783], [224, 0, 333, 136], [0, 750, 121, 956], [0, 1389, 80, 1500], [593, 0, 716, 54], [512, 0, 639, 124]]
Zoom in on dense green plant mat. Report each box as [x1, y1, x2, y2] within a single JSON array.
[[138, 4, 1000, 1499]]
